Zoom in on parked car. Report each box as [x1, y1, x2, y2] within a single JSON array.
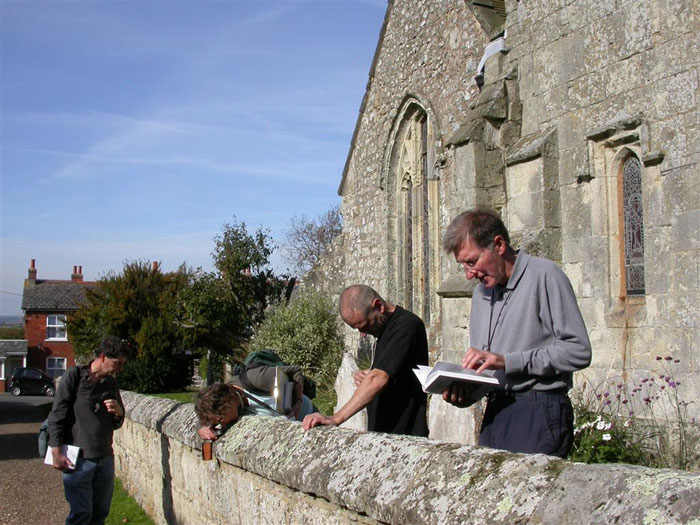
[[8, 367, 56, 397]]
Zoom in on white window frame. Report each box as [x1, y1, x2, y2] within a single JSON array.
[[46, 315, 68, 341], [46, 357, 67, 378]]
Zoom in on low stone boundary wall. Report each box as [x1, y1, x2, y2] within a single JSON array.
[[114, 392, 700, 524]]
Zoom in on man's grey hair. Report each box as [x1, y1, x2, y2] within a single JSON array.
[[339, 285, 382, 318], [442, 207, 510, 255]]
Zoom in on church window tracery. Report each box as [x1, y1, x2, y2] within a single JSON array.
[[622, 155, 645, 296]]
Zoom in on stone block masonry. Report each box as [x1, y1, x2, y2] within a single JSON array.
[[114, 392, 700, 524]]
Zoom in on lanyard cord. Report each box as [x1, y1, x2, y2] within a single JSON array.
[[486, 287, 513, 351]]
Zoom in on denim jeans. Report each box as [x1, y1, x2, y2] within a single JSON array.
[[62, 455, 115, 525]]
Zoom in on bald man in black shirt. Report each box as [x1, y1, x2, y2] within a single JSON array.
[[303, 285, 428, 437]]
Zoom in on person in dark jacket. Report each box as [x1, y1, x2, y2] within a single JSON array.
[[48, 336, 130, 525]]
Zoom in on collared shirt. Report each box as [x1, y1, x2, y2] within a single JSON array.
[[47, 363, 124, 459], [469, 252, 592, 392]]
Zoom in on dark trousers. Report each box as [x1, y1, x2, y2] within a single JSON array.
[[479, 389, 574, 458], [62, 455, 115, 525]]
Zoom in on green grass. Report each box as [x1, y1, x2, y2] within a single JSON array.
[[149, 391, 196, 403], [107, 478, 155, 525]]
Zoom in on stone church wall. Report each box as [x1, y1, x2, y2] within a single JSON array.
[[499, 0, 699, 412], [331, 0, 699, 441], [114, 391, 700, 524]]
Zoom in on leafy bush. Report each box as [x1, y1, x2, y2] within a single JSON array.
[[571, 356, 700, 470], [250, 290, 343, 414]]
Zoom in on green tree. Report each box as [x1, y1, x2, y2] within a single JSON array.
[[176, 269, 243, 385], [68, 260, 191, 393], [180, 218, 287, 384], [68, 218, 287, 390], [212, 218, 286, 331]]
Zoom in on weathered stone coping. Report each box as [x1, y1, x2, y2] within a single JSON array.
[[122, 391, 700, 524]]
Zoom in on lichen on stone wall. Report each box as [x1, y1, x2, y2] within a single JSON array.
[[116, 391, 700, 525]]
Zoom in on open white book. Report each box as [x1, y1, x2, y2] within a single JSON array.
[[413, 361, 501, 399], [44, 444, 80, 469]]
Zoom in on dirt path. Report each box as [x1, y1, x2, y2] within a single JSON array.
[[0, 393, 68, 525]]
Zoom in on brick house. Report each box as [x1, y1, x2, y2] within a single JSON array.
[[20, 259, 96, 380]]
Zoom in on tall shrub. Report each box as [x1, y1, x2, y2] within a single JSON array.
[[250, 290, 343, 411]]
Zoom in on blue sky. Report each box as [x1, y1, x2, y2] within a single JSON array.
[[1, 0, 386, 316]]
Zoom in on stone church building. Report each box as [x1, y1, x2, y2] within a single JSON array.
[[311, 0, 698, 443]]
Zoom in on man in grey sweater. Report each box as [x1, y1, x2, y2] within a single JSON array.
[[442, 208, 591, 457]]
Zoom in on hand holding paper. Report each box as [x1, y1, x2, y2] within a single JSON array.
[[46, 444, 80, 471]]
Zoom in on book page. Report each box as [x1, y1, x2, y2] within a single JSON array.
[[44, 444, 80, 469], [426, 361, 498, 386], [412, 366, 430, 386]]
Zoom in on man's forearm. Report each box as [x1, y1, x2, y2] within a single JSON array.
[[331, 369, 389, 425]]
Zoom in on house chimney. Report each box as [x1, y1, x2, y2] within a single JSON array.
[[27, 259, 37, 285], [71, 265, 83, 282]]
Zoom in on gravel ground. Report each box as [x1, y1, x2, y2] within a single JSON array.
[[0, 393, 69, 525]]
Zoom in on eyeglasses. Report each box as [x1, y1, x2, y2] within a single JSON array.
[[458, 242, 494, 272]]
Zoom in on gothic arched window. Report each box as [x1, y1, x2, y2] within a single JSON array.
[[622, 155, 645, 296], [391, 103, 436, 324]]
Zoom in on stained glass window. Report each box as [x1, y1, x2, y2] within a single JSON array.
[[622, 156, 645, 295]]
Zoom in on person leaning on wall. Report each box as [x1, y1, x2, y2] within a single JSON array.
[[302, 284, 429, 437], [195, 361, 315, 441]]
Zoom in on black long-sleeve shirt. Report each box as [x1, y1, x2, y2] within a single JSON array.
[[47, 364, 124, 459]]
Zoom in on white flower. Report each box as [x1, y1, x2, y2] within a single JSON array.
[[602, 433, 612, 441], [624, 420, 632, 428], [596, 420, 612, 431]]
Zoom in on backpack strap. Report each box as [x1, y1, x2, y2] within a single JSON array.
[[241, 391, 280, 415]]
